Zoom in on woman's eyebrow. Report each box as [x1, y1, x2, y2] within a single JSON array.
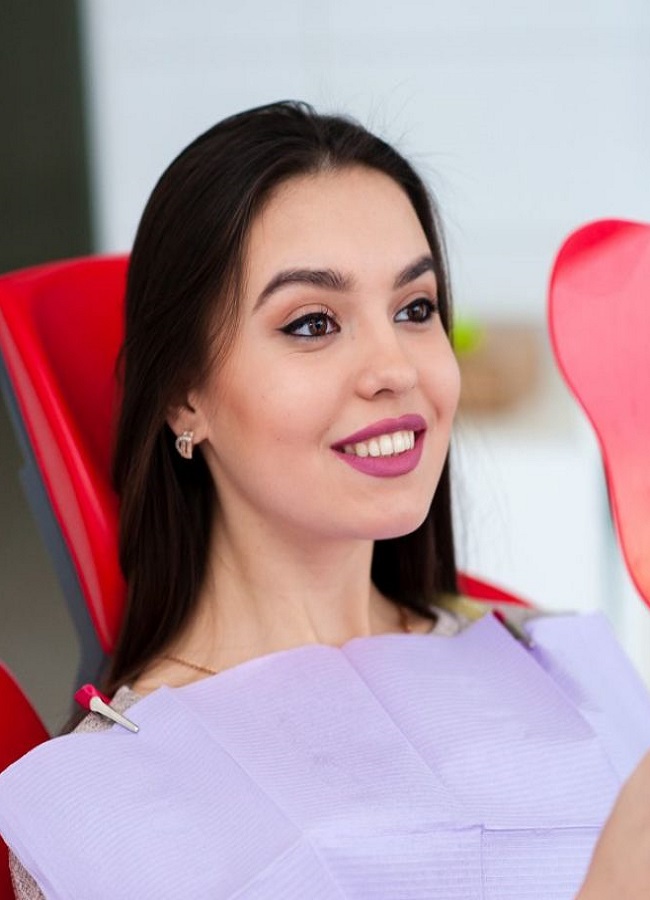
[[253, 254, 436, 311], [393, 254, 436, 289], [254, 268, 351, 310]]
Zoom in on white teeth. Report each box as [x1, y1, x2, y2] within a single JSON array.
[[341, 430, 416, 458], [379, 434, 393, 455]]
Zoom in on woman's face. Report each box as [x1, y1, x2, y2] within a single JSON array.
[[185, 166, 460, 544]]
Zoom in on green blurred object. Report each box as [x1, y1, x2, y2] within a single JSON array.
[[453, 318, 484, 355]]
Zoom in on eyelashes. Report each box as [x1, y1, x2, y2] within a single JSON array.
[[394, 298, 438, 324], [280, 298, 439, 340], [280, 306, 339, 339]]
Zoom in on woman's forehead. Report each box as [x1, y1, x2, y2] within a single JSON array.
[[242, 167, 432, 294]]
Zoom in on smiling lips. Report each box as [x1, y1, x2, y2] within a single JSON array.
[[332, 414, 426, 478]]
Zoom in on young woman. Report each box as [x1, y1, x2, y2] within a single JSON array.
[[2, 101, 650, 899]]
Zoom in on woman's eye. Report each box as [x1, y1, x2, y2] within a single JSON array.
[[394, 297, 438, 324], [281, 311, 339, 339]]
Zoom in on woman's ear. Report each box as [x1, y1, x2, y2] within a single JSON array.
[[166, 392, 208, 445]]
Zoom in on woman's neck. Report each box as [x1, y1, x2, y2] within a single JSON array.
[[178, 523, 389, 662], [132, 514, 435, 695]]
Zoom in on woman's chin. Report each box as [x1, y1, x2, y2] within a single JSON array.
[[368, 508, 431, 542]]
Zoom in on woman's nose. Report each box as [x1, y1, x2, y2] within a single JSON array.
[[354, 328, 418, 399]]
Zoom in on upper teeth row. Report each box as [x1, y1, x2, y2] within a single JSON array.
[[343, 430, 415, 458]]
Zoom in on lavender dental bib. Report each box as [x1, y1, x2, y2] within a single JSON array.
[[2, 614, 650, 899]]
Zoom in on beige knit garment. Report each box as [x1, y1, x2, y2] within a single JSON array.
[[9, 603, 535, 899]]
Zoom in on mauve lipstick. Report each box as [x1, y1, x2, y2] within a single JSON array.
[[331, 414, 426, 478]]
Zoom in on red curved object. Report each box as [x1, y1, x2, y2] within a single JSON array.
[[0, 256, 128, 651], [0, 664, 48, 900], [548, 219, 650, 609], [457, 572, 529, 606]]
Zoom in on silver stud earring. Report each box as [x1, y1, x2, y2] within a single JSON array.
[[174, 430, 194, 460]]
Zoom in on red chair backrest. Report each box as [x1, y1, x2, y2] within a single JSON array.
[[0, 257, 129, 652], [0, 665, 48, 900], [548, 220, 650, 608]]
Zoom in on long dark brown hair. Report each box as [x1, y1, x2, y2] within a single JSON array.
[[107, 100, 458, 693]]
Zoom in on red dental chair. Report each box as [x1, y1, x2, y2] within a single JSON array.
[[0, 256, 128, 684], [0, 256, 126, 898]]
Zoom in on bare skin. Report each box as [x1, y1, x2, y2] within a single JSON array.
[[577, 749, 650, 898], [135, 598, 438, 694]]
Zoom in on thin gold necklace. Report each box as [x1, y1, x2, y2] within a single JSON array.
[[163, 604, 413, 677]]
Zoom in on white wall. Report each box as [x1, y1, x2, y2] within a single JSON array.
[[78, 0, 650, 677], [80, 0, 650, 319]]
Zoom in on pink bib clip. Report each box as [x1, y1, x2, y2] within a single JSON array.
[[74, 684, 139, 733]]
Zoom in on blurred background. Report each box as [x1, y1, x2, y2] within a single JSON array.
[[1, 0, 649, 732]]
